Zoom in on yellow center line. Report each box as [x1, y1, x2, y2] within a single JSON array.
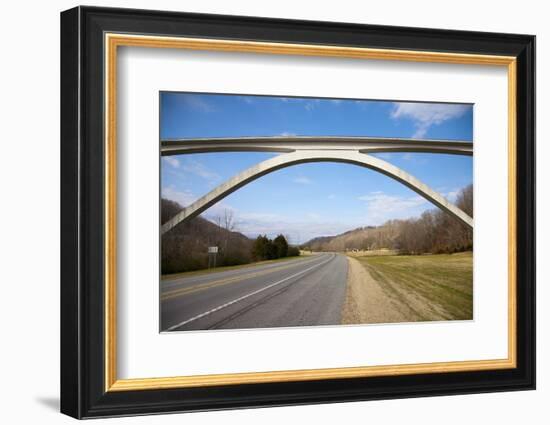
[[161, 257, 323, 301]]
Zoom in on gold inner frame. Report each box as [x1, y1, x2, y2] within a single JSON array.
[[104, 33, 517, 392]]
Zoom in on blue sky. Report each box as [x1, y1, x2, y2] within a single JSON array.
[[161, 93, 473, 244]]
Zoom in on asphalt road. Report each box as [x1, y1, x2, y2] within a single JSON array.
[[160, 253, 348, 332]]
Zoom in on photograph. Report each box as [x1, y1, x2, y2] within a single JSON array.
[[159, 92, 474, 332], [58, 5, 536, 419]]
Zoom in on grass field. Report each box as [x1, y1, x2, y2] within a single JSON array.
[[354, 252, 473, 322]]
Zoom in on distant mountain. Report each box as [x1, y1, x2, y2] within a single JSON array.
[[161, 198, 253, 274], [302, 225, 398, 252]]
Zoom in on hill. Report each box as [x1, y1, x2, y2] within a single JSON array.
[[303, 222, 401, 252], [161, 198, 253, 274], [303, 185, 473, 254]]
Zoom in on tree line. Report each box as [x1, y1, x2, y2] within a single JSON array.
[[161, 200, 253, 274], [395, 184, 473, 254], [302, 184, 473, 255], [161, 199, 300, 275], [251, 234, 300, 261]]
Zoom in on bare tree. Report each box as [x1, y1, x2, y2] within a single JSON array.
[[212, 208, 239, 261]]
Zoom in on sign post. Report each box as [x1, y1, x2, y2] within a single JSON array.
[[208, 246, 218, 269]]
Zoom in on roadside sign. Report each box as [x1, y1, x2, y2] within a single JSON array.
[[208, 246, 218, 254]]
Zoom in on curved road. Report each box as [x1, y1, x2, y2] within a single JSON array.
[[161, 253, 347, 332]]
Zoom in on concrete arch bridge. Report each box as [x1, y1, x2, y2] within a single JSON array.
[[160, 136, 473, 236]]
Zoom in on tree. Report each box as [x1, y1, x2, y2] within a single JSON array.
[[456, 184, 473, 217], [265, 240, 277, 260], [251, 234, 293, 260], [252, 235, 270, 260], [273, 234, 289, 258], [215, 209, 236, 248], [287, 246, 300, 257]]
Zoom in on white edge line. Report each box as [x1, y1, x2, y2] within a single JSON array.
[[165, 254, 335, 331]]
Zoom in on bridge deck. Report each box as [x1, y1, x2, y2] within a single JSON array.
[[161, 136, 473, 156]]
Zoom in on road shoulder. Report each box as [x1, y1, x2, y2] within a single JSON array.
[[341, 256, 412, 324]]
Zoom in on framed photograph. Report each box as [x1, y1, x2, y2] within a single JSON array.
[[60, 6, 535, 419]]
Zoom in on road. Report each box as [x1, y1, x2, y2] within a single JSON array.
[[160, 253, 347, 332]]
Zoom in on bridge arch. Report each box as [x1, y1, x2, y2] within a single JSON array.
[[161, 150, 473, 235]]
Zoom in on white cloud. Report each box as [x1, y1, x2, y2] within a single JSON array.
[[238, 211, 284, 222], [201, 201, 237, 221], [161, 187, 361, 243], [391, 102, 469, 138], [195, 192, 427, 244], [162, 195, 236, 220], [304, 99, 320, 111], [161, 186, 196, 207], [399, 152, 428, 164], [279, 132, 297, 137], [181, 159, 220, 183], [162, 156, 180, 168], [358, 191, 429, 223], [232, 212, 357, 244], [240, 96, 255, 104], [374, 153, 395, 160], [293, 176, 313, 185], [445, 189, 460, 202], [184, 96, 213, 112], [276, 97, 341, 110]]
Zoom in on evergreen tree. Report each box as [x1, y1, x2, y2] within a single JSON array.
[[252, 235, 270, 260], [273, 234, 289, 258]]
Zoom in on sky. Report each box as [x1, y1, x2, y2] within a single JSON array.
[[160, 93, 473, 244]]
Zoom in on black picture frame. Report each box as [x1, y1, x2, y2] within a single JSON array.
[[61, 5, 535, 419]]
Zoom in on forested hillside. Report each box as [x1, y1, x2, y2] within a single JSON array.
[[303, 185, 473, 254], [161, 199, 253, 274]]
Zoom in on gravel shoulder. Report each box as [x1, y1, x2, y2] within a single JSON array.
[[341, 256, 413, 324]]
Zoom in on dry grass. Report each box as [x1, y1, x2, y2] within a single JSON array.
[[344, 252, 473, 323], [345, 249, 398, 258]]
